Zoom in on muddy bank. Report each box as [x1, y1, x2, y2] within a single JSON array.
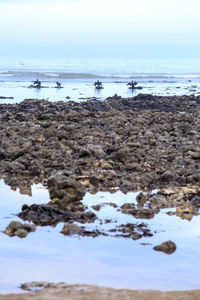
[[1, 283, 200, 300]]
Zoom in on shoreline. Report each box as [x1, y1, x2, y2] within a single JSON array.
[[1, 283, 200, 300], [0, 94, 200, 295], [1, 93, 200, 190], [1, 94, 200, 230]]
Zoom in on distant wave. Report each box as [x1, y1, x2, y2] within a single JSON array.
[[0, 70, 200, 80], [0, 71, 103, 79]]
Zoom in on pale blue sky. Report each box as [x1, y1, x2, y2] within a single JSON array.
[[0, 0, 200, 59]]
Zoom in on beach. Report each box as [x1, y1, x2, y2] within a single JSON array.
[[0, 94, 200, 297]]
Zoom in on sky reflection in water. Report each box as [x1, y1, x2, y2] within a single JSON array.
[[0, 180, 200, 293]]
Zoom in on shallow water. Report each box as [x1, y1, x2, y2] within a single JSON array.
[[0, 181, 200, 294], [1, 57, 200, 103], [0, 80, 200, 104]]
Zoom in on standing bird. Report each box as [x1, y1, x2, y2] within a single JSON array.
[[56, 81, 62, 88], [127, 81, 138, 89], [94, 80, 103, 89]]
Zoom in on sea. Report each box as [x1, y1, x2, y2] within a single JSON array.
[[1, 57, 200, 103]]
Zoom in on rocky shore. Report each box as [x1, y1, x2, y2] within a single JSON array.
[[1, 282, 200, 300], [1, 94, 200, 297], [1, 93, 200, 237], [1, 93, 200, 191]]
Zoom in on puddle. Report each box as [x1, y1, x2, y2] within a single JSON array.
[[0, 181, 200, 293]]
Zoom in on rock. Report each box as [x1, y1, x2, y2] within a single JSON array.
[[176, 202, 196, 214], [89, 174, 100, 186], [79, 148, 91, 157], [3, 221, 36, 238], [176, 202, 197, 221], [120, 203, 135, 210], [15, 229, 28, 238], [115, 223, 153, 239], [61, 223, 84, 235], [126, 163, 141, 171], [43, 128, 56, 139], [18, 204, 96, 226], [161, 170, 175, 182], [191, 195, 200, 208], [121, 207, 155, 219], [87, 144, 106, 159], [105, 202, 118, 208], [153, 240, 176, 254], [92, 204, 103, 211], [47, 174, 86, 204], [23, 223, 37, 232], [136, 192, 148, 204], [110, 148, 129, 163]]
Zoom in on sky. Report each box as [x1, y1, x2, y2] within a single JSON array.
[[0, 0, 200, 59]]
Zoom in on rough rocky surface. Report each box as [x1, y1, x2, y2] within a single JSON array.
[[0, 94, 200, 193], [1, 94, 200, 238]]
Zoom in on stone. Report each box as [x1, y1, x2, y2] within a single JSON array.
[[176, 202, 196, 214], [92, 204, 103, 211], [61, 223, 84, 235], [153, 240, 176, 254], [191, 195, 200, 208], [15, 229, 28, 238], [47, 173, 86, 204], [18, 204, 97, 226], [3, 220, 36, 238]]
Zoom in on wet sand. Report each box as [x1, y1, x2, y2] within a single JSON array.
[[1, 283, 200, 300]]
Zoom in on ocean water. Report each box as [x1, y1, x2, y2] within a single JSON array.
[[0, 57, 200, 103]]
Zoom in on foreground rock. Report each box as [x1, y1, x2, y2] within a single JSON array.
[[3, 221, 36, 238]]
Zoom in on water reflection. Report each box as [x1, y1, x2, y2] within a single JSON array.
[[0, 180, 200, 293]]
